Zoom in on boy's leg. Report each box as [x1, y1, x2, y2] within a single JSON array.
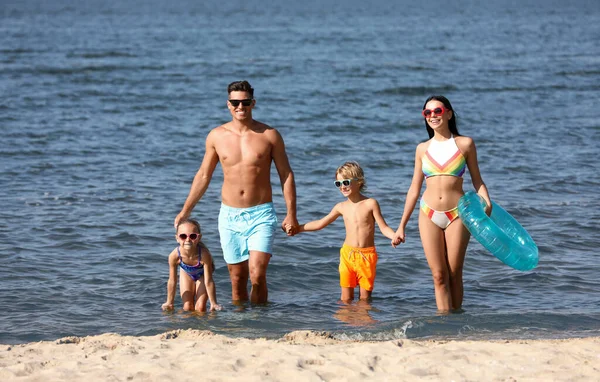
[[248, 251, 271, 304], [339, 245, 358, 302], [357, 249, 377, 301], [179, 272, 196, 311], [227, 261, 249, 303], [194, 279, 208, 311], [358, 287, 373, 301], [340, 287, 354, 302]]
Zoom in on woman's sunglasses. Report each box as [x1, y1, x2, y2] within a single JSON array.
[[334, 178, 357, 188], [178, 233, 200, 241], [228, 99, 253, 107], [422, 106, 447, 118]]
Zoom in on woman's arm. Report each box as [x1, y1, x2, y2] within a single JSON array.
[[393, 145, 425, 245], [461, 136, 492, 214]]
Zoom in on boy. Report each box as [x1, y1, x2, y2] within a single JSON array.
[[294, 161, 396, 302]]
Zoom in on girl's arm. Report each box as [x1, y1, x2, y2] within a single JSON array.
[[298, 204, 342, 233], [202, 250, 222, 311], [461, 137, 492, 214], [394, 145, 425, 245], [161, 250, 179, 310], [371, 199, 396, 241]]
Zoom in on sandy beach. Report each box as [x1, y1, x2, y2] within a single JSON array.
[[1, 330, 598, 381]]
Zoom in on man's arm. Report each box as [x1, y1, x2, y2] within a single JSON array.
[[174, 131, 220, 227], [271, 129, 298, 235]]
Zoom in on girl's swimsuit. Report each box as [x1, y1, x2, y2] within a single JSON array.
[[178, 247, 205, 282], [420, 137, 466, 229]]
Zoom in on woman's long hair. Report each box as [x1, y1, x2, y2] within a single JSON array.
[[423, 95, 460, 138]]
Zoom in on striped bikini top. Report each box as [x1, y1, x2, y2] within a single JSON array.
[[422, 137, 466, 178]]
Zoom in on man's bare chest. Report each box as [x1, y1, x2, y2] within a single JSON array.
[[216, 138, 272, 167]]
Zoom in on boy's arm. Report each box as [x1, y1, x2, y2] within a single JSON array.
[[371, 199, 396, 240], [298, 204, 342, 233], [202, 251, 222, 311], [162, 251, 178, 311]]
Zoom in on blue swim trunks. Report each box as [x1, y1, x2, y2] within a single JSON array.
[[218, 202, 278, 264]]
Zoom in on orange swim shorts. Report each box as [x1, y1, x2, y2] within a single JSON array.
[[339, 244, 378, 291]]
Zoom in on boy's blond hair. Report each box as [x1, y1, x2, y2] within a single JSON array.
[[335, 161, 367, 191]]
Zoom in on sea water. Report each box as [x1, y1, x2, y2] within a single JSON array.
[[1, 0, 599, 344]]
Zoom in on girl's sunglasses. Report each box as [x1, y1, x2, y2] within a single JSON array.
[[228, 99, 253, 107], [422, 106, 447, 118], [334, 178, 357, 188], [178, 233, 199, 241]]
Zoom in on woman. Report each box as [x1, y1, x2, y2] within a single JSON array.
[[393, 96, 491, 312]]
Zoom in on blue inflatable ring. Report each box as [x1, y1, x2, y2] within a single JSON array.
[[458, 191, 538, 271]]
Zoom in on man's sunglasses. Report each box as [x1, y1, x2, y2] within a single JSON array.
[[228, 99, 253, 107], [422, 106, 447, 118], [178, 233, 200, 241], [334, 178, 358, 188]]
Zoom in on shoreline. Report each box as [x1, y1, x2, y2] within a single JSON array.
[[2, 330, 599, 381]]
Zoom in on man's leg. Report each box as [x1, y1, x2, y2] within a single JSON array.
[[248, 251, 271, 304], [227, 261, 249, 303]]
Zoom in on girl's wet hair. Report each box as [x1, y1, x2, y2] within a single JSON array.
[[176, 218, 201, 234], [336, 161, 367, 191], [423, 95, 460, 139]]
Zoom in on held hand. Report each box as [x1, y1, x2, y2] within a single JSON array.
[[161, 302, 174, 311], [281, 215, 299, 236], [210, 304, 223, 312], [391, 229, 406, 248]]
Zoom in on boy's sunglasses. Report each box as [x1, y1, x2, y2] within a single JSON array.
[[334, 178, 357, 188], [178, 233, 199, 241], [228, 99, 253, 107], [422, 106, 447, 118]]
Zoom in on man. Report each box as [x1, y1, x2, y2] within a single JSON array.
[[174, 80, 298, 304]]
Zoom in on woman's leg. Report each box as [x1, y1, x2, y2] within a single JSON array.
[[444, 218, 471, 310], [419, 211, 452, 312]]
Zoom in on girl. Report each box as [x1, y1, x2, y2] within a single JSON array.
[[162, 218, 222, 312]]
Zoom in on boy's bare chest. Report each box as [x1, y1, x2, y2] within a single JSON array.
[[343, 204, 373, 224]]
